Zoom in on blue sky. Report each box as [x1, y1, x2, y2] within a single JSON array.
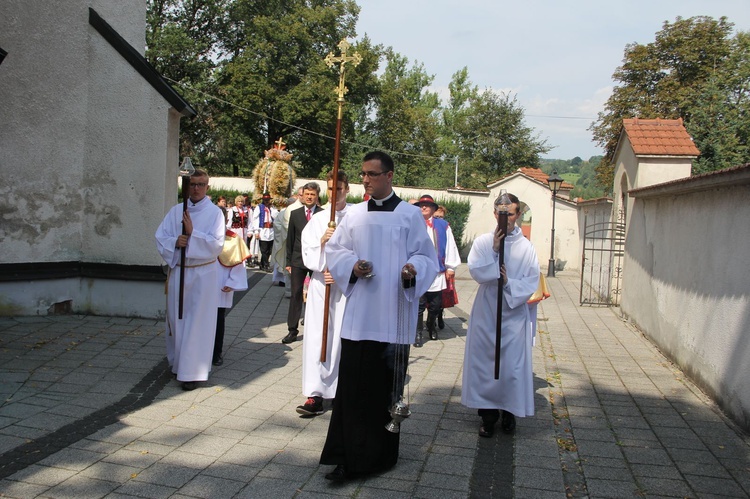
[[354, 0, 750, 160]]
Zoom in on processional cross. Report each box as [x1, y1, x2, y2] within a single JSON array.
[[319, 39, 362, 362], [324, 39, 363, 117]]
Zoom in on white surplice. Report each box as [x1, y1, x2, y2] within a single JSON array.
[[300, 203, 351, 398], [155, 197, 225, 382], [461, 226, 539, 417], [325, 198, 438, 345]]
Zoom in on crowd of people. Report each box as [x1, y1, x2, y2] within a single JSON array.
[[155, 151, 542, 483]]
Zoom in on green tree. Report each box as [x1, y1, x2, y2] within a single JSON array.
[[454, 91, 550, 189], [146, 0, 230, 171], [590, 16, 740, 189], [365, 49, 442, 186], [214, 0, 378, 176]]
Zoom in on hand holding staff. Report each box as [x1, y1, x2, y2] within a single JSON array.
[[178, 158, 195, 320], [320, 39, 361, 362], [494, 190, 511, 380]]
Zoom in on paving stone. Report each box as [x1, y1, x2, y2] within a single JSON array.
[[235, 476, 312, 498], [684, 473, 748, 497], [131, 462, 201, 488], [514, 466, 565, 491], [44, 474, 119, 498], [582, 463, 633, 481], [111, 479, 177, 499], [179, 473, 246, 499], [584, 478, 642, 498], [0, 479, 50, 498]]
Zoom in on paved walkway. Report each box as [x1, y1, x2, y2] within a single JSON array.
[[0, 267, 748, 498]]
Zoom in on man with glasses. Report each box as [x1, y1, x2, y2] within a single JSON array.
[[155, 169, 225, 391], [461, 192, 539, 437], [320, 151, 438, 482]]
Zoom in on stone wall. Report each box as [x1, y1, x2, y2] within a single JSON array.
[[623, 167, 750, 430]]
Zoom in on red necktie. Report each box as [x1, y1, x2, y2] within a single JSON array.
[[306, 208, 312, 221], [426, 218, 433, 228]]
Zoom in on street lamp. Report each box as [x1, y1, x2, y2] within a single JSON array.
[[547, 170, 563, 277]]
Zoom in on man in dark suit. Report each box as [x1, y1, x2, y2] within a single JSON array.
[[283, 182, 322, 344]]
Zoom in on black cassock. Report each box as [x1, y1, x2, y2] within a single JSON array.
[[320, 195, 411, 475]]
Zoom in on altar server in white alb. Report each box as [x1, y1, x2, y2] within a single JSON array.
[[155, 169, 225, 391], [295, 171, 352, 417], [461, 192, 539, 437], [320, 151, 438, 482]]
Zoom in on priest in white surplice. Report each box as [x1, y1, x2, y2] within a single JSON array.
[[320, 151, 438, 482], [295, 172, 352, 417], [462, 192, 539, 437], [155, 169, 225, 391]]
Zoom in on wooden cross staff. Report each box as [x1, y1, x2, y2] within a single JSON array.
[[319, 39, 362, 362]]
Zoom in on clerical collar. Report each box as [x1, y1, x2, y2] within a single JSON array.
[[368, 192, 401, 212], [370, 190, 395, 206]]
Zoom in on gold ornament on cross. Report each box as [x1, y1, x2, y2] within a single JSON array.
[[324, 39, 363, 103]]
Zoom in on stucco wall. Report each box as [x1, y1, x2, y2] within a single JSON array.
[[623, 180, 750, 429], [0, 2, 180, 317], [635, 157, 692, 189]]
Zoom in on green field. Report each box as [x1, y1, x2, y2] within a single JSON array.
[[561, 173, 580, 185]]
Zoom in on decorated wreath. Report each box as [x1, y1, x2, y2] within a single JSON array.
[[251, 138, 298, 207]]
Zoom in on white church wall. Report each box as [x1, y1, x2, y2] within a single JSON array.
[[82, 17, 172, 266], [1, 2, 185, 318], [1, 2, 89, 263]]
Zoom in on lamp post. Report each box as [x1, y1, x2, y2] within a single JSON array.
[[547, 170, 563, 277]]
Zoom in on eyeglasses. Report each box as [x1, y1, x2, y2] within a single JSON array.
[[359, 170, 388, 179], [190, 182, 207, 188]]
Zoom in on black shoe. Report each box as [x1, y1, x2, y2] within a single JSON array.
[[296, 396, 324, 417], [429, 329, 437, 341], [413, 332, 423, 348], [479, 423, 494, 438], [438, 315, 445, 330], [278, 282, 285, 287], [182, 381, 197, 391], [325, 465, 349, 482], [282, 331, 298, 344], [501, 410, 516, 433], [212, 356, 223, 366]]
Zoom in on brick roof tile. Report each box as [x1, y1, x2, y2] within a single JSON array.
[[623, 118, 700, 156], [518, 167, 575, 189]]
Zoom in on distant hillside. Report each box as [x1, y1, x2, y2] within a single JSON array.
[[539, 156, 608, 200]]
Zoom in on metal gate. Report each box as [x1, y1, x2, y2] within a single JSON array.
[[580, 210, 625, 306]]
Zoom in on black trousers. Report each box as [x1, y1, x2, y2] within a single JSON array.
[[213, 308, 226, 362], [258, 240, 273, 268], [287, 265, 311, 333], [418, 290, 442, 331]]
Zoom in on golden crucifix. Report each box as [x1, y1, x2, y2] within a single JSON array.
[[324, 39, 363, 117], [319, 38, 361, 363]]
